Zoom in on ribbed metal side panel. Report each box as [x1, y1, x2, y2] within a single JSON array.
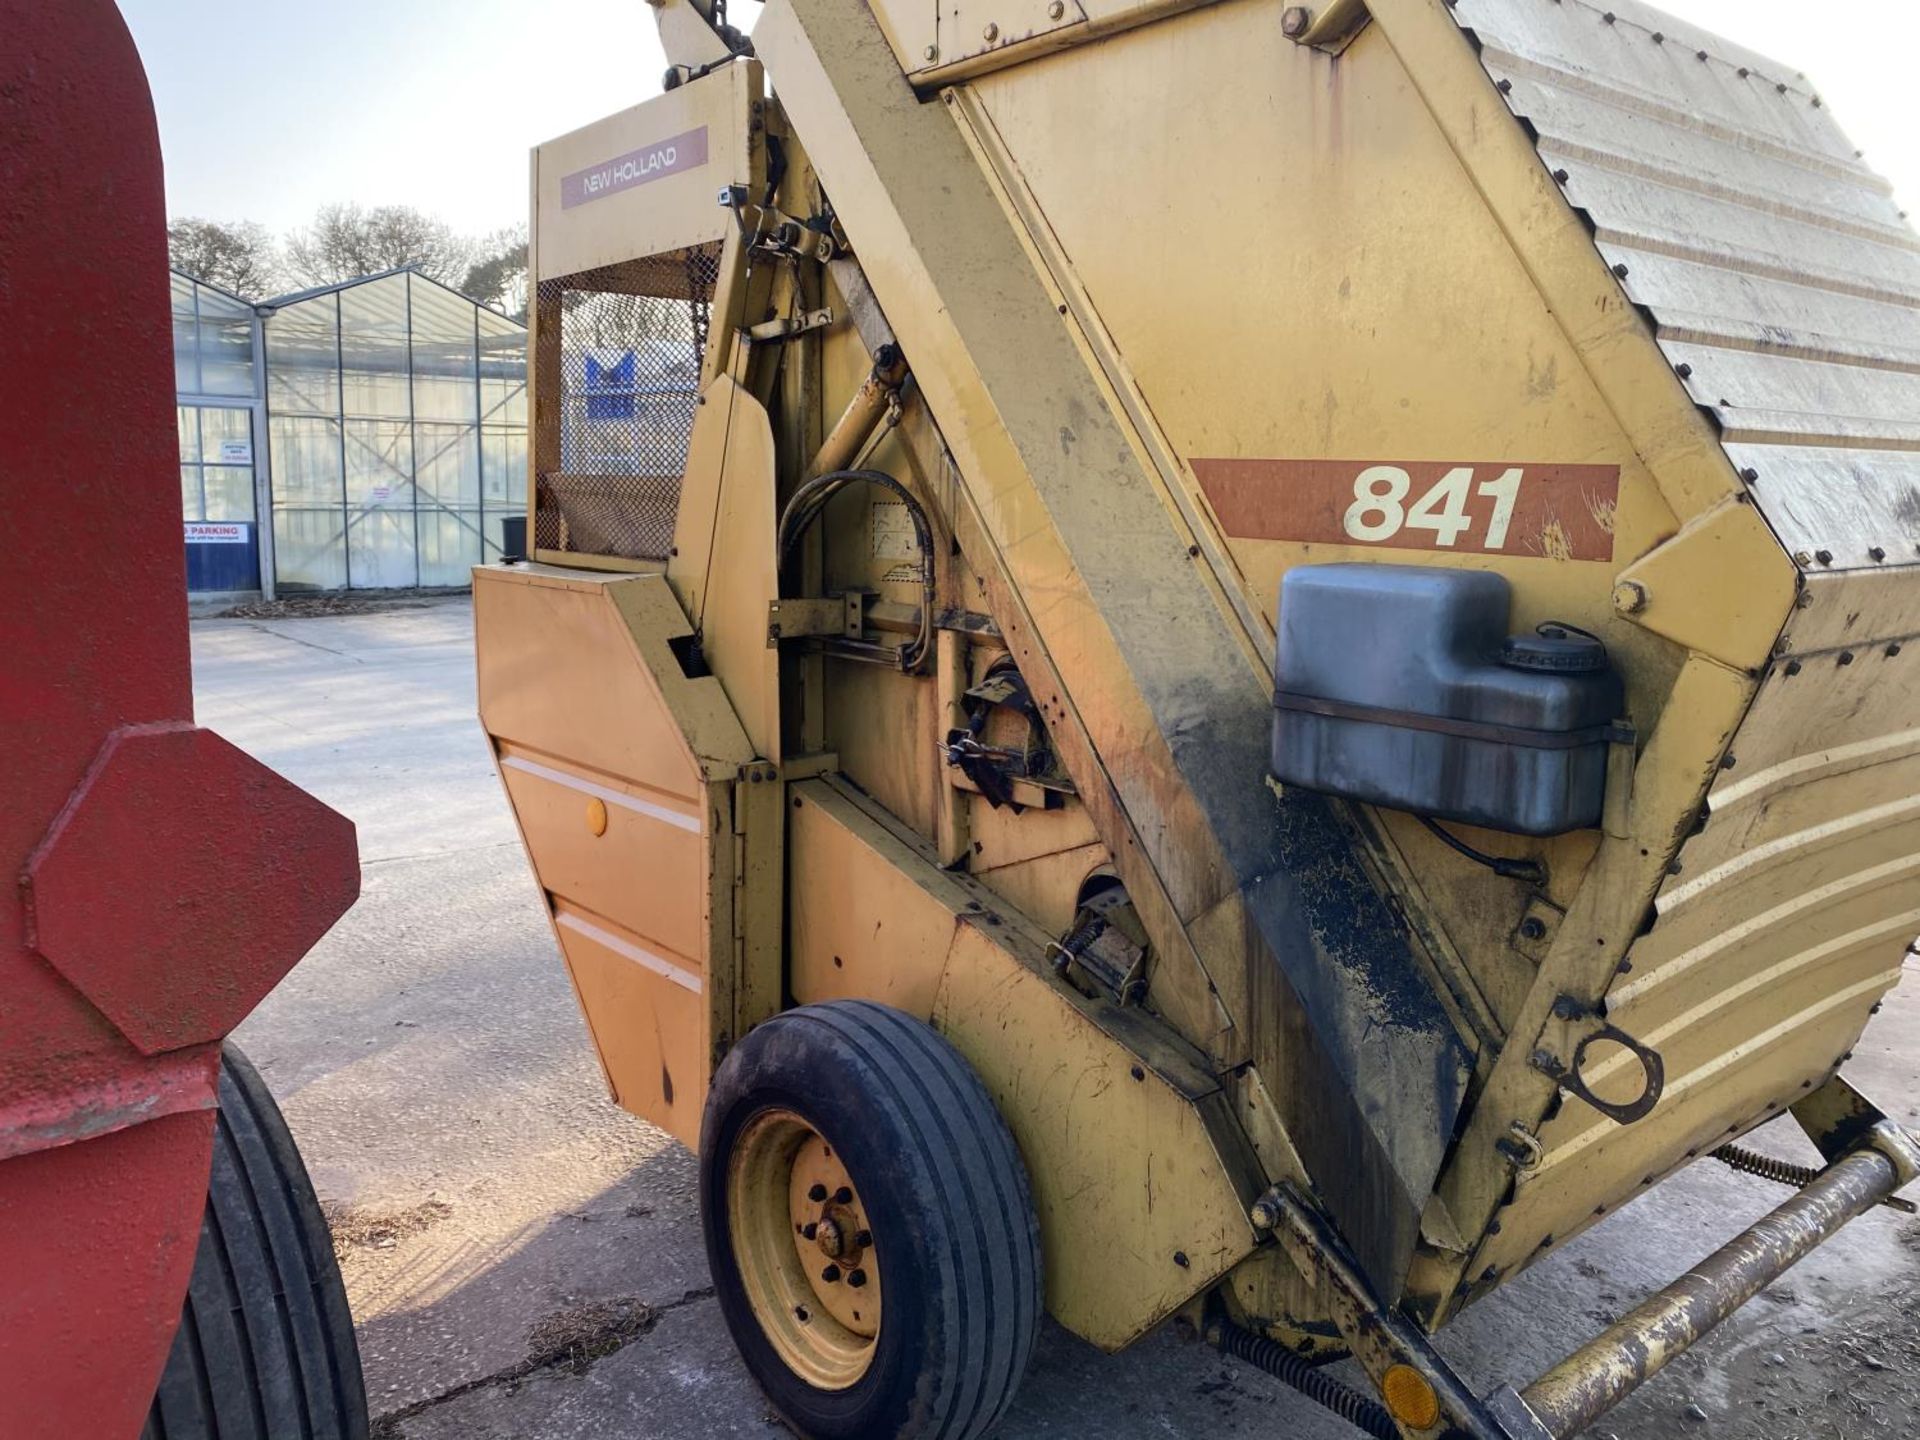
[[1446, 0, 1920, 1286], [1455, 0, 1920, 569], [1466, 652, 1920, 1282]]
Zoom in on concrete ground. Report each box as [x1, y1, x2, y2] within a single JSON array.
[[194, 596, 1920, 1440]]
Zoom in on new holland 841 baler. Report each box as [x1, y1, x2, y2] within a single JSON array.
[[475, 0, 1920, 1434]]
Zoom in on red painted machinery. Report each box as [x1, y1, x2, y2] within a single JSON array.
[[0, 5, 366, 1437]]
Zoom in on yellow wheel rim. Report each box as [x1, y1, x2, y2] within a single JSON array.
[[727, 1108, 882, 1390]]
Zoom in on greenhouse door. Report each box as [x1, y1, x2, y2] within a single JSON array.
[[179, 401, 262, 593]]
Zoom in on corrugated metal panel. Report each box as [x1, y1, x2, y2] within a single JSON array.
[[1455, 0, 1920, 572], [1471, 581, 1920, 1281], [1450, 0, 1920, 1285]]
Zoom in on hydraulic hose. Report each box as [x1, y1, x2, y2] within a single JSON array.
[[776, 467, 935, 673]]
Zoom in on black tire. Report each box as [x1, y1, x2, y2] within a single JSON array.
[[143, 1043, 368, 1440], [701, 1001, 1043, 1440]]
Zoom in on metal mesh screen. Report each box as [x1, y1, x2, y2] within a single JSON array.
[[533, 245, 720, 560]]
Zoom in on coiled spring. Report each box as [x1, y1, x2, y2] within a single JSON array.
[[1211, 1318, 1397, 1439], [1714, 1143, 1916, 1214], [1713, 1143, 1819, 1189]]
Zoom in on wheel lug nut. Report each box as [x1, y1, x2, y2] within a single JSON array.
[[833, 1186, 853, 1204], [847, 1268, 868, 1288], [802, 1222, 818, 1240], [854, 1229, 872, 1247], [808, 1183, 828, 1202], [821, 1264, 842, 1283]]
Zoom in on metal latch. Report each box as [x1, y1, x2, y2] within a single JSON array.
[[719, 186, 842, 261], [943, 660, 1071, 810]]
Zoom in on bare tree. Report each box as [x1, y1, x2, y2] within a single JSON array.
[[167, 217, 282, 297], [284, 203, 476, 288], [460, 225, 529, 319]]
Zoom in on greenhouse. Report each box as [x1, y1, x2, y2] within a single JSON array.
[[173, 272, 267, 592], [170, 266, 528, 594]]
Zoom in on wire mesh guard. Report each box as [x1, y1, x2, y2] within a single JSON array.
[[534, 245, 720, 560]]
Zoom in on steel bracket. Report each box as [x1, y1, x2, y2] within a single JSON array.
[[767, 592, 866, 642], [1264, 1184, 1531, 1439], [1864, 1119, 1920, 1189], [1283, 0, 1372, 54], [720, 188, 840, 261], [24, 723, 359, 1057], [1792, 1072, 1894, 1164], [1528, 1009, 1665, 1126]]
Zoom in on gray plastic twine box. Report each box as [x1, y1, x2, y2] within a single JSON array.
[[1270, 565, 1625, 837]]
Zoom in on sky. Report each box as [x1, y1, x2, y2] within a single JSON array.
[[117, 0, 682, 236], [119, 0, 1920, 238]]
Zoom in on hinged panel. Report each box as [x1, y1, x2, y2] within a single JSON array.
[[476, 566, 765, 1149]]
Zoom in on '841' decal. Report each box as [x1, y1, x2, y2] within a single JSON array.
[[1189, 458, 1620, 561]]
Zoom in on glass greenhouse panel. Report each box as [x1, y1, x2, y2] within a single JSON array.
[[418, 422, 481, 508], [479, 309, 527, 427], [171, 275, 200, 394], [420, 508, 485, 585], [345, 418, 414, 508], [339, 276, 412, 420], [413, 278, 480, 423], [199, 405, 251, 453], [176, 404, 257, 525], [347, 507, 416, 589], [274, 508, 349, 590], [202, 465, 256, 522], [257, 271, 526, 590], [483, 426, 527, 507], [270, 415, 345, 505], [172, 275, 260, 399], [268, 295, 341, 417], [196, 288, 256, 398]]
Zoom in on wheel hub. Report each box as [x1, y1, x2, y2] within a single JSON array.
[[726, 1108, 883, 1390], [788, 1133, 880, 1337]]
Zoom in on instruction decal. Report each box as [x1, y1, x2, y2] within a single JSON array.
[[1189, 458, 1620, 561], [562, 127, 710, 209]]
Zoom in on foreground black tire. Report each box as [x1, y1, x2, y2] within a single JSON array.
[[144, 1043, 368, 1440], [701, 1001, 1042, 1440]]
